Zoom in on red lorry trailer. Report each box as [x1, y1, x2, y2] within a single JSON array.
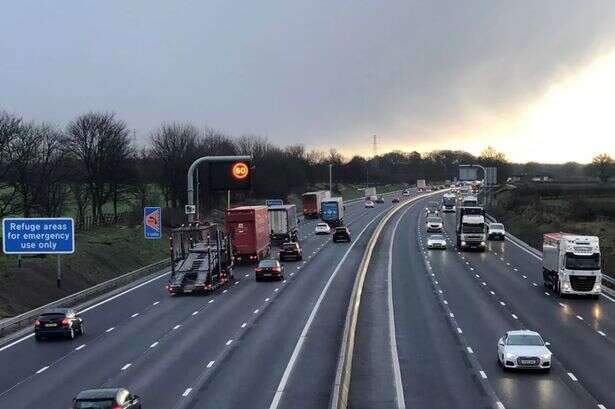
[[301, 190, 330, 218], [225, 206, 271, 262]]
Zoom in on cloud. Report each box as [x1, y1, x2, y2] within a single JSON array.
[[2, 1, 615, 162]]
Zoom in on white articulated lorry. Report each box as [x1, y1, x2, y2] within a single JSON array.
[[542, 233, 602, 298]]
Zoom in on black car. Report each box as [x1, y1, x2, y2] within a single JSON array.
[[255, 259, 284, 281], [392, 197, 400, 203], [375, 196, 385, 204], [34, 308, 84, 341], [279, 242, 303, 261], [333, 226, 351, 242], [72, 388, 141, 409]]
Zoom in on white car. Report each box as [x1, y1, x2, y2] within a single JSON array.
[[426, 216, 443, 232], [498, 330, 552, 372], [314, 222, 331, 235], [488, 223, 506, 241], [402, 190, 410, 196], [365, 200, 375, 208], [427, 234, 447, 249]]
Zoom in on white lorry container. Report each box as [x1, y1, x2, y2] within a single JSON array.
[[364, 187, 377, 199], [268, 204, 298, 242], [417, 179, 426, 191], [542, 233, 602, 298]]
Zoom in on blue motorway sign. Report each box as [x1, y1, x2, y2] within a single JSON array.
[[2, 218, 75, 254], [144, 207, 162, 239]]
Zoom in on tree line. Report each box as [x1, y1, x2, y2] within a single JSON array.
[[0, 110, 611, 226]]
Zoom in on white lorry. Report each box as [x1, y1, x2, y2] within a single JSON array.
[[364, 187, 377, 199], [542, 233, 602, 298], [417, 179, 426, 191]]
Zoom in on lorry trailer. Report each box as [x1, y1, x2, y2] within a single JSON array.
[[268, 204, 298, 242], [456, 206, 486, 251], [543, 233, 602, 298], [302, 190, 330, 218], [166, 224, 234, 295], [225, 206, 271, 262], [320, 197, 345, 226]]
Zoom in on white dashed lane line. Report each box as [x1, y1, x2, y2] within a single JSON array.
[[598, 330, 606, 336], [105, 327, 115, 333], [182, 388, 192, 397], [567, 372, 578, 382], [130, 313, 139, 318], [150, 341, 159, 348], [226, 339, 233, 346], [121, 363, 131, 371], [206, 360, 215, 368], [479, 371, 487, 379], [75, 344, 86, 351], [35, 366, 49, 374], [173, 325, 181, 330], [467, 347, 474, 354]]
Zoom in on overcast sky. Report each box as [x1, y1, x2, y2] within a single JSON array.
[[2, 1, 615, 163]]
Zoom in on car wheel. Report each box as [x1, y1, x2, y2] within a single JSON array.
[[35, 334, 43, 342]]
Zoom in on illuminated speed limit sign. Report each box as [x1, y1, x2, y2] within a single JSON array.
[[232, 162, 250, 180]]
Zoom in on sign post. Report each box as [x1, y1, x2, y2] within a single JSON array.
[[144, 207, 162, 239], [2, 217, 75, 288]]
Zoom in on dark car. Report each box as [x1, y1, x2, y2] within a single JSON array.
[[333, 226, 351, 242], [392, 197, 400, 203], [72, 388, 141, 409], [255, 259, 284, 281], [34, 308, 84, 341], [375, 196, 385, 204], [279, 242, 303, 261]]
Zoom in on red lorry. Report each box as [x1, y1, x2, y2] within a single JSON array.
[[301, 190, 330, 218], [225, 206, 271, 262]]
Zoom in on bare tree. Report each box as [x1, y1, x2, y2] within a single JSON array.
[[150, 123, 201, 208], [66, 112, 132, 223], [0, 112, 21, 217]]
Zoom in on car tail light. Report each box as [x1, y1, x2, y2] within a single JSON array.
[[35, 320, 41, 326], [272, 267, 281, 272], [255, 268, 263, 272], [61, 318, 70, 326], [112, 405, 122, 409]]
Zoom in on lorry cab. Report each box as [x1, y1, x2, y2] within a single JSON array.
[[543, 233, 601, 298]]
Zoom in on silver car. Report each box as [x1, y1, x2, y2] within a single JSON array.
[[426, 216, 443, 232], [427, 234, 447, 249], [498, 330, 552, 372]]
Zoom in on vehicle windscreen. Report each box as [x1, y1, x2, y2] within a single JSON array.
[[259, 260, 278, 268], [490, 224, 503, 229], [74, 399, 116, 409], [462, 223, 484, 233], [565, 253, 600, 270], [427, 217, 441, 223], [430, 235, 444, 240], [39, 313, 65, 319], [506, 334, 544, 346], [283, 243, 297, 250]]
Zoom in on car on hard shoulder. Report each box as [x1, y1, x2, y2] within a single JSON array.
[[427, 234, 447, 249], [375, 196, 385, 204], [497, 330, 551, 372], [71, 388, 142, 409], [315, 222, 332, 234], [255, 259, 284, 281], [488, 223, 506, 240], [392, 197, 400, 203], [34, 308, 84, 341], [365, 200, 375, 208], [333, 226, 351, 242], [426, 216, 443, 232], [279, 242, 303, 261]]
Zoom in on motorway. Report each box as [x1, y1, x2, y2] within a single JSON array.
[[2, 190, 615, 409], [0, 190, 418, 409], [349, 194, 615, 409]]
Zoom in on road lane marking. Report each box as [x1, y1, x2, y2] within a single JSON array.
[[207, 360, 215, 368], [568, 372, 578, 381], [130, 313, 139, 318], [173, 325, 181, 330], [222, 289, 228, 294], [443, 300, 448, 304], [576, 315, 584, 320], [544, 292, 550, 296], [150, 341, 159, 348], [226, 339, 233, 346], [36, 366, 49, 374], [512, 314, 518, 319], [467, 347, 473, 353], [121, 363, 131, 371], [254, 309, 259, 314], [192, 311, 199, 315], [457, 327, 463, 334], [208, 299, 214, 304], [152, 301, 160, 306], [496, 402, 506, 409], [479, 371, 487, 379], [598, 330, 606, 336], [182, 388, 192, 397], [75, 344, 86, 351], [241, 323, 247, 328], [106, 327, 115, 333], [449, 313, 454, 318], [265, 298, 270, 302]]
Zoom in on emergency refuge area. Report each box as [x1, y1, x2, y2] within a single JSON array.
[[2, 218, 75, 254]]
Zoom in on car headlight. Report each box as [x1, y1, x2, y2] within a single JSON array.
[[595, 285, 601, 291], [461, 241, 466, 246], [541, 353, 551, 360], [506, 353, 515, 359], [480, 241, 485, 246], [563, 283, 570, 290]]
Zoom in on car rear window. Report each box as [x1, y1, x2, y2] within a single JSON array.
[[491, 223, 503, 229], [430, 235, 444, 240], [427, 217, 441, 223], [259, 260, 279, 268], [39, 313, 65, 319], [283, 243, 298, 250], [75, 399, 116, 409], [335, 227, 347, 232], [507, 334, 543, 346], [317, 223, 328, 227]]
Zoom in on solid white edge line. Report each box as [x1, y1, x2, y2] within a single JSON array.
[[387, 207, 410, 409], [269, 206, 387, 409]]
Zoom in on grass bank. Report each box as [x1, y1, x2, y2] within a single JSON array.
[[0, 226, 168, 318]]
